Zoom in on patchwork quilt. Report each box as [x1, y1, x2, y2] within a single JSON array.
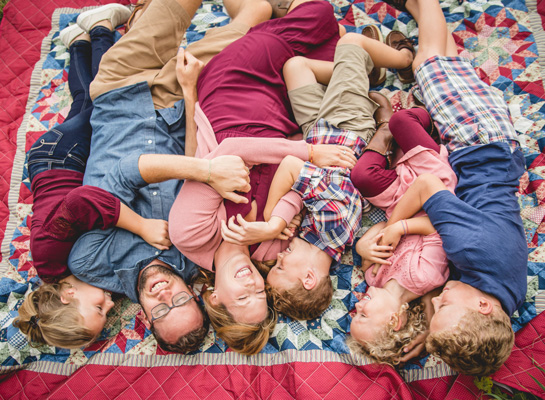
[[0, 0, 545, 398]]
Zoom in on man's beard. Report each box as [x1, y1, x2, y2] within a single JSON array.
[[137, 264, 179, 300]]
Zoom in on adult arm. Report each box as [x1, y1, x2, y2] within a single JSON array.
[[138, 153, 250, 204], [176, 49, 203, 158], [221, 155, 304, 246]]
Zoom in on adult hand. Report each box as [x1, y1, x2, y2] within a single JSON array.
[[355, 233, 393, 273], [312, 144, 357, 169], [176, 48, 204, 93], [208, 156, 251, 204], [221, 215, 284, 246], [140, 219, 172, 251]]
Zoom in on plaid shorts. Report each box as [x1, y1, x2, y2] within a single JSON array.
[[415, 56, 519, 153]]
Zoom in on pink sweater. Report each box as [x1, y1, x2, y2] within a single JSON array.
[[364, 145, 457, 295], [169, 104, 307, 270]]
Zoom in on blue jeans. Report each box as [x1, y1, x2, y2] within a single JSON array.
[[28, 27, 114, 182]]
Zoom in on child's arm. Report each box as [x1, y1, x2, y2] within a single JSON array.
[[387, 173, 449, 225], [380, 216, 437, 249], [116, 203, 172, 250], [354, 222, 394, 271], [398, 287, 442, 363], [220, 155, 305, 246], [264, 155, 305, 220]]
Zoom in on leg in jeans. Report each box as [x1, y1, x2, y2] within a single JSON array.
[[65, 26, 114, 121], [28, 28, 115, 182]]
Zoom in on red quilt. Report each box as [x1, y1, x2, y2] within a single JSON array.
[[1, 0, 545, 398]]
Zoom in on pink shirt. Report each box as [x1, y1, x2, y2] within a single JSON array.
[[169, 104, 307, 271], [365, 145, 457, 294]]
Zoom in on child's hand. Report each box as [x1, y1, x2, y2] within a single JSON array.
[[398, 329, 430, 363], [379, 222, 404, 250], [312, 144, 357, 169], [140, 219, 172, 251], [277, 213, 302, 239], [355, 232, 393, 273], [221, 215, 288, 246]]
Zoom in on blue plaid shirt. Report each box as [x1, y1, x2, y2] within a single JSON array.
[[69, 83, 197, 302]]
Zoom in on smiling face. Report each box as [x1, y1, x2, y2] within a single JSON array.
[[429, 280, 481, 334], [267, 237, 330, 291], [212, 252, 268, 324], [350, 286, 401, 344], [137, 263, 203, 344], [60, 276, 115, 338]]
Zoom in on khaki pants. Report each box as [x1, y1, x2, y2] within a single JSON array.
[[288, 44, 378, 144], [90, 0, 249, 109]]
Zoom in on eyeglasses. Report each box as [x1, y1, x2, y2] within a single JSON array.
[[150, 291, 194, 324]]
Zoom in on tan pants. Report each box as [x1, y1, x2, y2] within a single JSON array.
[[90, 0, 249, 109], [288, 44, 378, 144]]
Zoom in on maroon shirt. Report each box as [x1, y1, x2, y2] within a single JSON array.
[[197, 0, 339, 230], [30, 169, 120, 283]]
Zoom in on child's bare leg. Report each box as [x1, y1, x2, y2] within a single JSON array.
[[338, 33, 413, 70], [283, 57, 334, 90], [225, 0, 272, 25], [405, 0, 453, 69]]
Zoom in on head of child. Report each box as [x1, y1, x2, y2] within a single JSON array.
[[14, 275, 115, 349], [201, 243, 276, 355], [425, 280, 514, 376], [266, 237, 334, 320], [347, 286, 427, 365]]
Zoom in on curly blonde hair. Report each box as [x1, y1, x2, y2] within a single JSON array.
[[199, 266, 277, 355], [13, 283, 95, 349], [347, 301, 427, 366], [266, 275, 333, 320], [426, 308, 514, 376]]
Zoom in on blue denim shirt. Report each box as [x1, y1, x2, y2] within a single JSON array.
[[68, 82, 197, 303]]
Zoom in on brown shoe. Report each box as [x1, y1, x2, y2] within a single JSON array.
[[267, 0, 294, 18], [366, 92, 396, 168], [385, 31, 415, 84], [361, 25, 386, 87]]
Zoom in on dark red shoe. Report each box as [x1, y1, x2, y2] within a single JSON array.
[[361, 25, 386, 87], [385, 31, 415, 84]]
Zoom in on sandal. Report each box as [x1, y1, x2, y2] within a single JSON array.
[[267, 0, 294, 18], [126, 0, 153, 33], [361, 25, 386, 87], [385, 31, 415, 84]]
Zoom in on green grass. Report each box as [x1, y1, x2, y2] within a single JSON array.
[[0, 0, 9, 22]]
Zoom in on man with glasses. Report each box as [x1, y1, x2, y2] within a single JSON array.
[[67, 0, 271, 353]]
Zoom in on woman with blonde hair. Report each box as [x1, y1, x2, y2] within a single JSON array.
[[170, 0, 356, 354]]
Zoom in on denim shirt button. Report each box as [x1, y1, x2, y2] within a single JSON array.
[[152, 191, 157, 196], [148, 140, 153, 144], [155, 251, 160, 255]]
